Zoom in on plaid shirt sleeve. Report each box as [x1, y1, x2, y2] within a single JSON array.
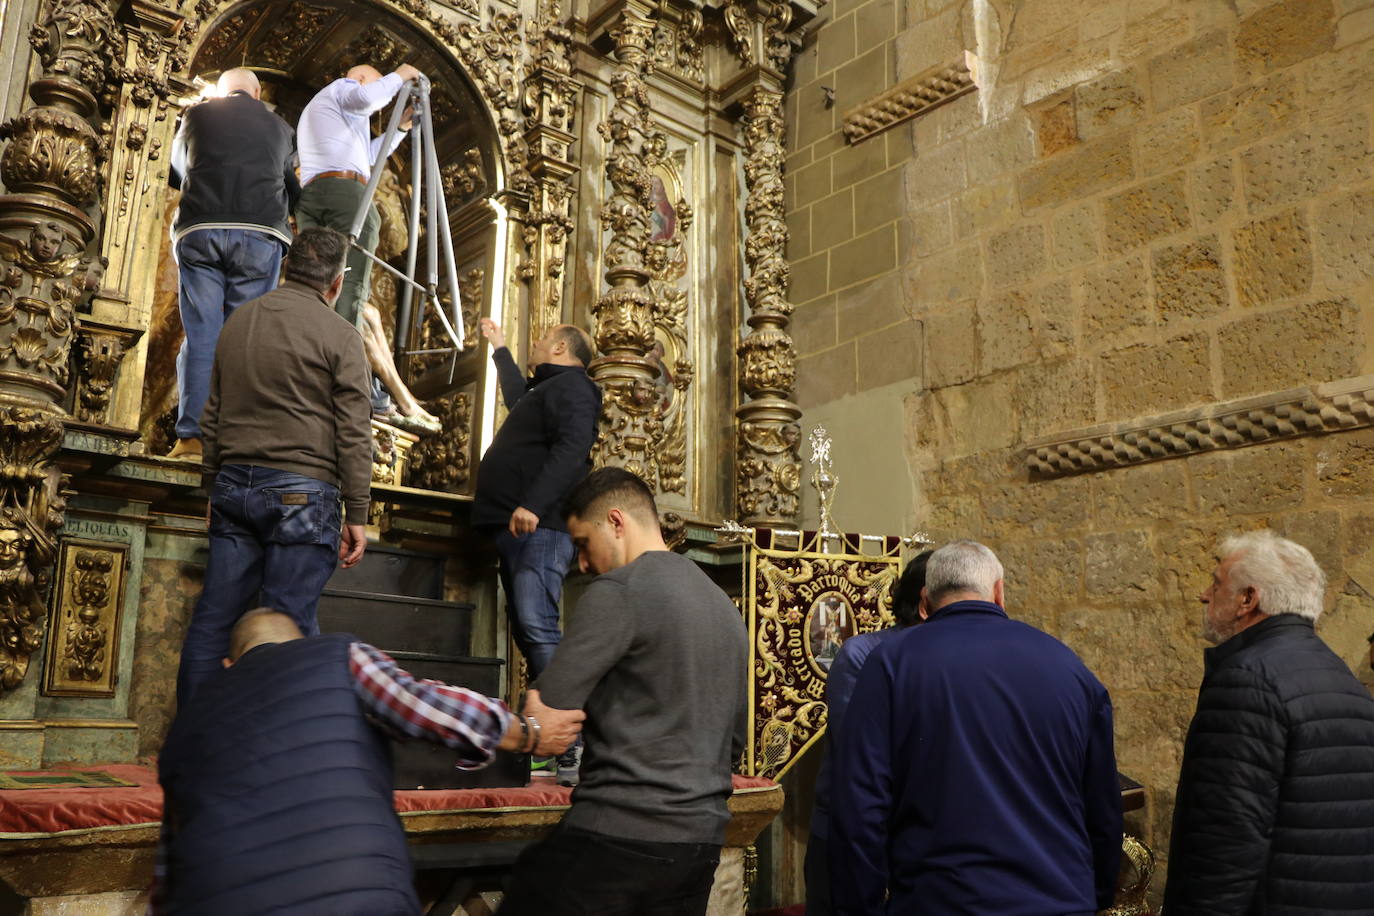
[[349, 641, 513, 769]]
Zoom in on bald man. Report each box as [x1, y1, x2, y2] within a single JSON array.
[[295, 62, 421, 331], [474, 318, 601, 784], [155, 608, 581, 914], [167, 67, 299, 461]]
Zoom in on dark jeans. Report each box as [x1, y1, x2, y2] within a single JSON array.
[[494, 527, 574, 682], [174, 228, 285, 439], [294, 177, 380, 328], [499, 824, 720, 916], [176, 464, 342, 706]]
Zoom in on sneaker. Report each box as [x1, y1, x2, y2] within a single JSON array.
[[556, 745, 582, 787], [530, 756, 556, 775]]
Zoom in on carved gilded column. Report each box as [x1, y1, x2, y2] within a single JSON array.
[[0, 0, 117, 694], [90, 0, 189, 433], [735, 84, 801, 525], [589, 2, 666, 486], [520, 0, 579, 340]]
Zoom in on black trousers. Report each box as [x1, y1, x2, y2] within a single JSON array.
[[804, 830, 831, 916], [499, 823, 720, 916]]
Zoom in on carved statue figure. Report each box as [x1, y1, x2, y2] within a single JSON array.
[[0, 222, 78, 283]]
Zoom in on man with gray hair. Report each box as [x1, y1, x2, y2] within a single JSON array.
[[1164, 529, 1374, 915], [831, 539, 1121, 915]]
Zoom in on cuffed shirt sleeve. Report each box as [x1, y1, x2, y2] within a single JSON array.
[[349, 641, 512, 768]]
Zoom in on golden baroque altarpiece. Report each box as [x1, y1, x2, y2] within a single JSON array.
[[0, 0, 824, 751]]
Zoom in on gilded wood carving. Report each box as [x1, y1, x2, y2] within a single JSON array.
[[736, 86, 802, 524], [43, 539, 128, 697], [0, 0, 116, 695]]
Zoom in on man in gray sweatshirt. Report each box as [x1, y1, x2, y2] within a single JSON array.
[[500, 467, 749, 916]]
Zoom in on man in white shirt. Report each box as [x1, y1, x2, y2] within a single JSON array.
[[295, 63, 420, 330]]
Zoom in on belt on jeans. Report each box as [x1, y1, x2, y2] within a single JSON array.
[[307, 170, 367, 186]]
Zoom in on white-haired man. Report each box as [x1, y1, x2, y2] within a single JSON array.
[[1164, 530, 1374, 915], [830, 540, 1122, 916]]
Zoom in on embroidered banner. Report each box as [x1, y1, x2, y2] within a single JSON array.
[[739, 529, 903, 779]]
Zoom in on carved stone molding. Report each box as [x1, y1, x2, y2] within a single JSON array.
[[72, 318, 142, 427], [1026, 375, 1374, 478], [0, 0, 117, 695], [736, 86, 801, 524], [589, 2, 668, 487], [43, 539, 127, 697], [842, 61, 975, 144]]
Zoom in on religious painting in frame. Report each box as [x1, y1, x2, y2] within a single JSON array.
[[736, 528, 904, 780]]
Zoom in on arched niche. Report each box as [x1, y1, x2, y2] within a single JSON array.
[[136, 0, 510, 491]]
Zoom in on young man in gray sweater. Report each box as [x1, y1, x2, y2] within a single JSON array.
[[500, 468, 749, 916]]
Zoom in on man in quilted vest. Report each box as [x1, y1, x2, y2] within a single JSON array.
[[154, 609, 581, 915], [1165, 530, 1374, 914]]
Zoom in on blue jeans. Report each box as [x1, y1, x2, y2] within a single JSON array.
[[174, 228, 285, 440], [176, 465, 342, 706], [494, 527, 574, 682]]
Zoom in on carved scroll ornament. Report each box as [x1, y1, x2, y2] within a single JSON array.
[[406, 392, 473, 491], [44, 540, 127, 696], [73, 317, 140, 427]]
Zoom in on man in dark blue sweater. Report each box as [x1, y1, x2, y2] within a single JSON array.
[[474, 318, 600, 779], [805, 549, 931, 916], [831, 540, 1121, 915]]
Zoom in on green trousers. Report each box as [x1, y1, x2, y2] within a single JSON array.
[[294, 177, 380, 328]]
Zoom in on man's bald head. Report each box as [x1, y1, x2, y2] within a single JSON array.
[[228, 608, 303, 663], [217, 67, 260, 99], [347, 65, 384, 85]]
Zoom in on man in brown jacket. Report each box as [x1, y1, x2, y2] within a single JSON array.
[[175, 227, 372, 706]]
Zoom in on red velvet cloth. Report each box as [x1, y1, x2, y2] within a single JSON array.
[[0, 764, 777, 837]]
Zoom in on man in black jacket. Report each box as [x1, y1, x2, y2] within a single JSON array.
[[167, 68, 298, 462], [1165, 529, 1374, 915], [475, 318, 600, 777]]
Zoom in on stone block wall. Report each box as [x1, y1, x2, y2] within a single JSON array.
[[785, 0, 1374, 903]]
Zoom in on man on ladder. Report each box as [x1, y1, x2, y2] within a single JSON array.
[[295, 62, 440, 434]]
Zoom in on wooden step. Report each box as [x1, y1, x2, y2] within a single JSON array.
[[326, 543, 445, 599], [318, 588, 473, 657]]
